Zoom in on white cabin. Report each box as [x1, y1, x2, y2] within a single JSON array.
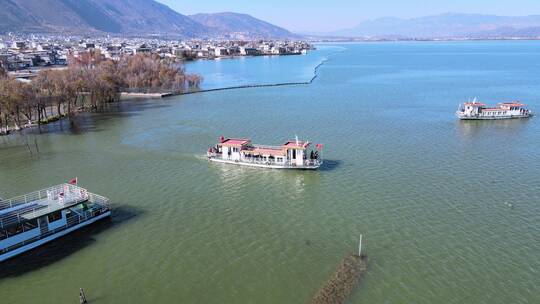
[[457, 101, 532, 120], [208, 138, 322, 170]]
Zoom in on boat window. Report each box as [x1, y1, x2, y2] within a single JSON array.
[[0, 229, 7, 240], [6, 224, 24, 237], [23, 219, 38, 231], [47, 211, 62, 223]]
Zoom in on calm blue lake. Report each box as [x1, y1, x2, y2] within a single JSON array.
[[1, 41, 539, 303]]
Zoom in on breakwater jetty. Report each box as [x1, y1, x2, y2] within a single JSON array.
[[120, 92, 173, 99], [181, 57, 330, 96], [115, 58, 328, 101], [124, 56, 330, 99], [310, 254, 368, 304]]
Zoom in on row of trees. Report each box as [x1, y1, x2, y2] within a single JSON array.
[[0, 51, 202, 134]]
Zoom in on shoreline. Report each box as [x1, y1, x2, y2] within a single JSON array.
[[309, 37, 540, 43], [0, 55, 331, 137]]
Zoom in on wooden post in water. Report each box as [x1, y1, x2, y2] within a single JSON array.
[[79, 288, 88, 304], [358, 234, 363, 257], [33, 137, 40, 154]]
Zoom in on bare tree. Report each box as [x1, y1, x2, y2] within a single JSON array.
[[1, 51, 202, 134]]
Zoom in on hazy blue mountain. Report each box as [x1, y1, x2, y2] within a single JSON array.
[[0, 0, 43, 32], [0, 0, 207, 37], [189, 12, 297, 38], [0, 1, 298, 39], [471, 26, 540, 38], [332, 13, 540, 38]]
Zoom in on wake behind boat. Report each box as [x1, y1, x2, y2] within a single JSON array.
[[456, 99, 533, 120], [207, 137, 323, 169]]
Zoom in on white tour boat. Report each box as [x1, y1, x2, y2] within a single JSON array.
[[207, 137, 323, 169], [0, 182, 111, 262], [456, 100, 533, 120]]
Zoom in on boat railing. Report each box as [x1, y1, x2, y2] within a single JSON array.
[[303, 159, 323, 167], [241, 157, 278, 165], [1, 203, 110, 255], [87, 192, 110, 209], [0, 184, 105, 230], [209, 154, 322, 168], [207, 152, 220, 158], [240, 157, 322, 167], [0, 184, 89, 211], [65, 205, 109, 228], [0, 188, 47, 212]]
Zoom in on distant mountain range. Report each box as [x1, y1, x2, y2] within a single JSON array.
[[0, 0, 296, 38], [189, 12, 296, 39], [328, 13, 540, 39], [4, 3, 540, 41]]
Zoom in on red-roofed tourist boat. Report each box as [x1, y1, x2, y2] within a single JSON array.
[[207, 137, 323, 169], [456, 99, 533, 120]]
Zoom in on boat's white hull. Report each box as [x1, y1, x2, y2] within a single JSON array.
[[208, 157, 321, 170], [457, 113, 533, 120], [0, 211, 111, 262]]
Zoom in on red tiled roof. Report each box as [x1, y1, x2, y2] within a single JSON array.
[[283, 141, 310, 149], [499, 102, 525, 107], [243, 147, 286, 156], [464, 102, 485, 106], [220, 138, 251, 146]]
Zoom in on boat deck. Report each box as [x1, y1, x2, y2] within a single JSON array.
[[21, 196, 88, 220], [457, 113, 532, 120], [208, 155, 322, 170], [0, 184, 91, 229]]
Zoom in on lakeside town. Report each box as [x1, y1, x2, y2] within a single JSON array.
[[0, 34, 314, 135], [0, 34, 313, 75]]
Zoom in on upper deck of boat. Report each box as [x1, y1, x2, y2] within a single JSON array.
[[0, 184, 92, 229], [218, 138, 311, 150]]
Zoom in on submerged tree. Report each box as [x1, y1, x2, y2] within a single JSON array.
[[116, 53, 202, 93], [0, 52, 202, 133]]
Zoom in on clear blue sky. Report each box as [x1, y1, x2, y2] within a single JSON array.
[[157, 0, 540, 32]]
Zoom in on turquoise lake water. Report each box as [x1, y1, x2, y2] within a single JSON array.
[[0, 41, 539, 303], [185, 50, 330, 89]]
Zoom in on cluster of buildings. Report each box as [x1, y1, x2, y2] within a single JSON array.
[[0, 34, 313, 72], [0, 40, 67, 71], [176, 40, 312, 59]]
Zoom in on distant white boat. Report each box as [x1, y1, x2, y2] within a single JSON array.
[[207, 137, 323, 170], [456, 99, 533, 120]]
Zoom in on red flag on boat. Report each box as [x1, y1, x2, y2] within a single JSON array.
[[316, 144, 323, 150], [219, 136, 225, 143], [68, 177, 78, 185]]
